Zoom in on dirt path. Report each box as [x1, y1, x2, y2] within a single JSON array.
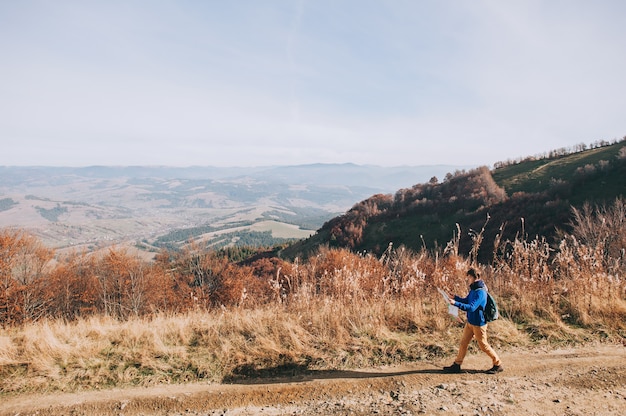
[[1, 343, 624, 415]]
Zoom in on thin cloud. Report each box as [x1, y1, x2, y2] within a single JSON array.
[[0, 1, 624, 167]]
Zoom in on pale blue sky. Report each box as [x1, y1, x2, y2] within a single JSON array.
[[1, 0, 625, 167]]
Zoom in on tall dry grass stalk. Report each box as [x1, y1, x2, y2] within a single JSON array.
[[489, 200, 626, 330]]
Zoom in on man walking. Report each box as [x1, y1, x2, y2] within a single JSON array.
[[443, 268, 503, 374]]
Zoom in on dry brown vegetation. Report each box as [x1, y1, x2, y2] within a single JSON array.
[[0, 199, 625, 396]]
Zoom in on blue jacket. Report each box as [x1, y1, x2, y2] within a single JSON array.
[[453, 280, 488, 326]]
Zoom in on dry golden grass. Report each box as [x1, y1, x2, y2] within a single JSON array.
[[2, 257, 623, 396]]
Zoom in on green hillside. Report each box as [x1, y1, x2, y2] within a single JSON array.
[[282, 139, 626, 261], [492, 142, 625, 199]]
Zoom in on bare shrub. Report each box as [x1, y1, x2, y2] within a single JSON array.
[[491, 234, 556, 321], [0, 229, 53, 325], [568, 198, 626, 275]]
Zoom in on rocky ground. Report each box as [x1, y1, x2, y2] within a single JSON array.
[[1, 343, 624, 416]]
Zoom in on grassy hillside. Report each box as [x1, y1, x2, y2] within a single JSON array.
[[282, 140, 626, 261], [492, 142, 626, 200]]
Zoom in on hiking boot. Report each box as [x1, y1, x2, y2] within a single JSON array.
[[443, 363, 461, 373], [486, 365, 503, 374]]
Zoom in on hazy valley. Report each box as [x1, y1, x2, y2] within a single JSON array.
[[0, 164, 463, 254]]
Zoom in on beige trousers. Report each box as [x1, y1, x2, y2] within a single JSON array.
[[454, 322, 501, 366]]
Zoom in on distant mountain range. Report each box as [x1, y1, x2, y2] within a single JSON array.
[[0, 164, 467, 252], [0, 164, 466, 189]]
